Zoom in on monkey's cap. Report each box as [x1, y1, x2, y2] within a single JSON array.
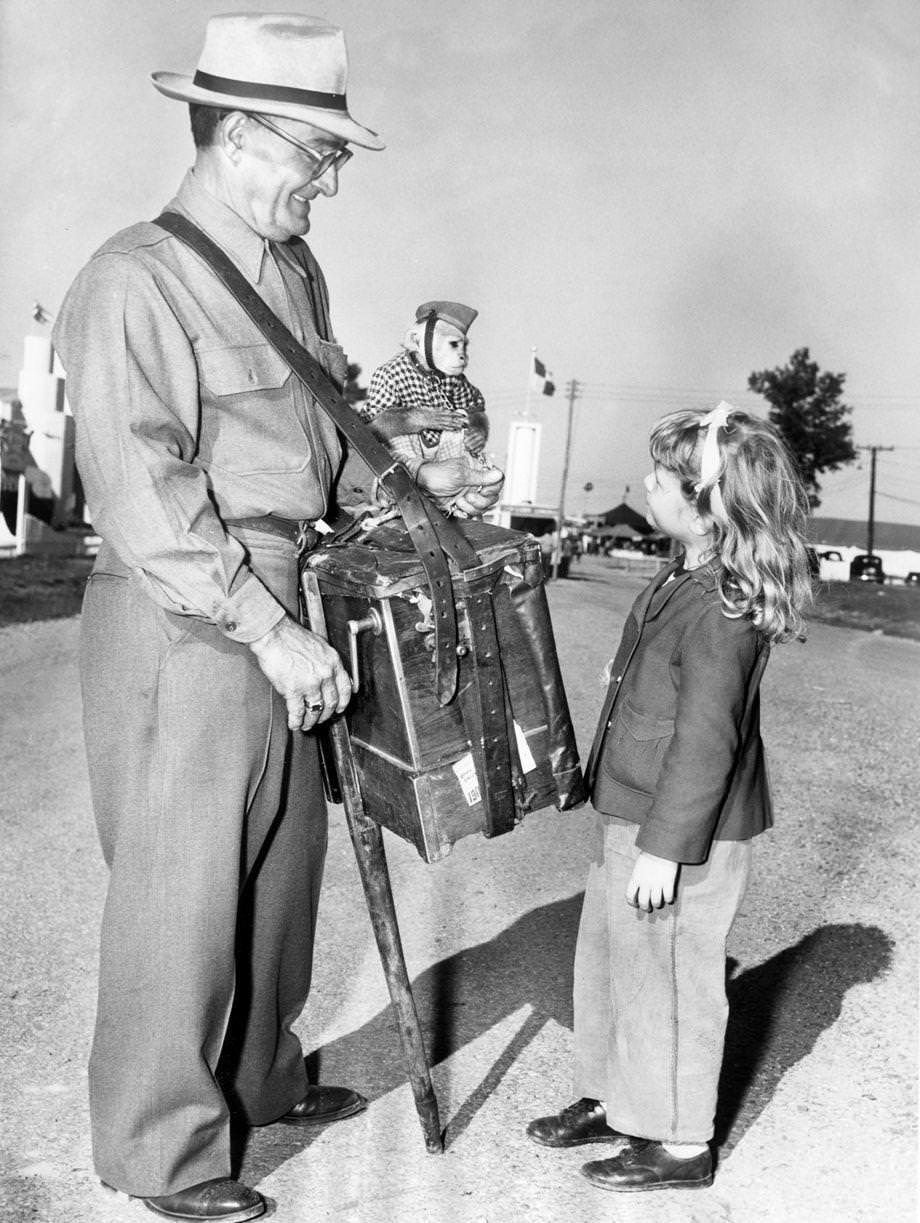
[[415, 301, 478, 334]]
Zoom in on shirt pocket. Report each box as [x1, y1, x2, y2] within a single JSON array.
[[196, 343, 310, 476], [316, 338, 348, 389], [198, 342, 291, 396], [601, 699, 675, 796]]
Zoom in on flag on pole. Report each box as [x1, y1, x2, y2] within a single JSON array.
[[530, 353, 556, 397]]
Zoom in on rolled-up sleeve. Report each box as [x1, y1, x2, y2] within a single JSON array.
[[54, 250, 285, 643], [636, 606, 760, 862]]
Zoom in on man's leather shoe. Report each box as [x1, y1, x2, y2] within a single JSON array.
[[581, 1139, 713, 1191], [139, 1177, 265, 1221], [526, 1098, 625, 1148], [276, 1083, 367, 1127]]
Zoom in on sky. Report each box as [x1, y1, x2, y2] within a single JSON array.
[[1, 0, 918, 525]]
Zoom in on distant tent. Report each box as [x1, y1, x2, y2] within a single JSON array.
[[599, 502, 654, 535]]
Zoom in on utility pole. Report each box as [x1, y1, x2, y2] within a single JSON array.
[[858, 445, 894, 556], [552, 379, 579, 580]]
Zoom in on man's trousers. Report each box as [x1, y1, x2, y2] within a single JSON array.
[[573, 813, 751, 1143], [80, 534, 327, 1197]]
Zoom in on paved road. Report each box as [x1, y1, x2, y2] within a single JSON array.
[[1, 555, 917, 1222]]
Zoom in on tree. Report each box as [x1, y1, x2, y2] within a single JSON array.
[[748, 347, 857, 509], [343, 361, 367, 408]]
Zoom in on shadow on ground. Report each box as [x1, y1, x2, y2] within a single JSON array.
[[237, 904, 893, 1178], [716, 921, 893, 1151]]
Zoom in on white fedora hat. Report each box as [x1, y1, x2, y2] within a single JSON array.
[[152, 13, 384, 150]]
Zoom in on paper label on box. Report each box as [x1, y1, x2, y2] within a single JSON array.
[[452, 752, 481, 807], [514, 720, 537, 773]]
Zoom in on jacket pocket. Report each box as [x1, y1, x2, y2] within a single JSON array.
[[600, 699, 674, 796]]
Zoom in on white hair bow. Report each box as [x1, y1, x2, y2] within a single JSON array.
[[695, 401, 734, 521]]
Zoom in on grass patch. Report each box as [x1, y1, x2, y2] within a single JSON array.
[[0, 554, 94, 626], [810, 580, 920, 642], [1, 555, 919, 641]]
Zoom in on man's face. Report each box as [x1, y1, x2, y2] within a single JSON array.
[[234, 114, 344, 241], [428, 321, 469, 376]]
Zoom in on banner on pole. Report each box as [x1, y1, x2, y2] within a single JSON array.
[[530, 354, 556, 397]]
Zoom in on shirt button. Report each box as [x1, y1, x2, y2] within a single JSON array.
[[225, 620, 238, 633]]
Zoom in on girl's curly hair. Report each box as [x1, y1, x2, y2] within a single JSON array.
[[649, 407, 813, 643]]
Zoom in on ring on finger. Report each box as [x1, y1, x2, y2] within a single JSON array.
[[306, 700, 324, 713]]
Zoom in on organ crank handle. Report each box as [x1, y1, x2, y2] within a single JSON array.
[[347, 609, 383, 691]]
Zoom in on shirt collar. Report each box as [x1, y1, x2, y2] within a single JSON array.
[[170, 169, 269, 283], [685, 559, 720, 592]]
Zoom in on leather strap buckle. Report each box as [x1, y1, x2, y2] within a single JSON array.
[[295, 521, 320, 557]]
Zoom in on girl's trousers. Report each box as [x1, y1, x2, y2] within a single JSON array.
[[573, 813, 751, 1143], [80, 534, 327, 1197]]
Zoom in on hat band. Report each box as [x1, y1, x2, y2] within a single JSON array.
[[193, 70, 348, 112]]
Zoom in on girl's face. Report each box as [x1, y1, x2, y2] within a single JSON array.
[[644, 463, 710, 555]]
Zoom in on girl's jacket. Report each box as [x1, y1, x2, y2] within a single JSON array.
[[584, 559, 773, 864]]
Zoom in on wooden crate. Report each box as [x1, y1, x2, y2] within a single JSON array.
[[303, 519, 585, 861]]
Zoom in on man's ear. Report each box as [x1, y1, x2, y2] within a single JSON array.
[[220, 111, 249, 162]]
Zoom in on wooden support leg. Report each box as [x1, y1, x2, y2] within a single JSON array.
[[329, 719, 444, 1154]]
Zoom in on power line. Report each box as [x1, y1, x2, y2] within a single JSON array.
[[878, 491, 920, 507], [486, 380, 919, 407]]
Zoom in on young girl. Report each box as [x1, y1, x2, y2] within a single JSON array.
[[527, 403, 812, 1192]]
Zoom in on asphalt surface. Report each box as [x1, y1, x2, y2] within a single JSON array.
[[1, 554, 917, 1222]]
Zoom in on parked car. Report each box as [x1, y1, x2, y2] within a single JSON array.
[[849, 554, 885, 583]]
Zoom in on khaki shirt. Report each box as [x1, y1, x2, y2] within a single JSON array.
[[53, 170, 346, 643]]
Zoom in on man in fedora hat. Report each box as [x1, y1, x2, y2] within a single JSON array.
[[54, 13, 501, 1222]]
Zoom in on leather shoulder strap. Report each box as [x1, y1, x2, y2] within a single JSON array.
[[154, 209, 475, 703]]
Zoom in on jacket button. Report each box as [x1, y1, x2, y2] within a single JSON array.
[[225, 620, 238, 633]]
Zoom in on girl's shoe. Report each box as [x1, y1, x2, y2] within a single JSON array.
[[526, 1098, 625, 1147], [581, 1139, 713, 1191]]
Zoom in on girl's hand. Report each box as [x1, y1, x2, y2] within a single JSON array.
[[626, 852, 679, 911]]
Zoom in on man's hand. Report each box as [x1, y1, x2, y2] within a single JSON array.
[[450, 465, 504, 516], [415, 458, 504, 516], [626, 852, 680, 912], [415, 457, 483, 496], [249, 616, 353, 731]]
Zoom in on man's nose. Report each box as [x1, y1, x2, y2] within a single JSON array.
[[313, 166, 339, 197]]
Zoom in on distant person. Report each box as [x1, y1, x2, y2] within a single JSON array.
[[526, 404, 812, 1193], [358, 300, 503, 515], [52, 13, 501, 1223]]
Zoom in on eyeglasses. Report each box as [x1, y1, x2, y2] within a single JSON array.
[[249, 113, 353, 181]]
